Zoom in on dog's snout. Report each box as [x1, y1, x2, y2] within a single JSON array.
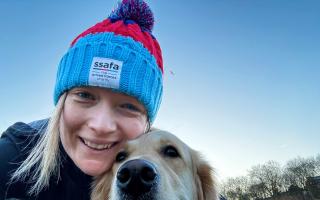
[[117, 159, 158, 195]]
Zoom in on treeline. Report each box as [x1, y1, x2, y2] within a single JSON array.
[[220, 154, 320, 200]]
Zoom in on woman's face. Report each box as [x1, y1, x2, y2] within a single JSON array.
[[59, 87, 148, 176]]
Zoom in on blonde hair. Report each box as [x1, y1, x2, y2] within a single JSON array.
[[10, 93, 67, 195]]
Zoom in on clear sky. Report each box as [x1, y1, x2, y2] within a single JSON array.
[[0, 0, 319, 180]]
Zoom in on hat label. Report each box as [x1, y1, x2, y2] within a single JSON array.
[[89, 57, 123, 89]]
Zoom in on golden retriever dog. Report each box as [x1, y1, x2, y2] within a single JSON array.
[[91, 129, 217, 200]]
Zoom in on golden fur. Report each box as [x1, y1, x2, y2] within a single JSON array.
[[91, 130, 217, 200]]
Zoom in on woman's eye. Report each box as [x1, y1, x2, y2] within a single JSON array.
[[120, 103, 141, 112], [76, 92, 95, 100]]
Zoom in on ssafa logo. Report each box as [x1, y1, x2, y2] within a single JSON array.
[[94, 61, 120, 71], [89, 57, 123, 89]]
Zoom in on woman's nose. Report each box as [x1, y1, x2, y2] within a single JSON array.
[[87, 105, 117, 134]]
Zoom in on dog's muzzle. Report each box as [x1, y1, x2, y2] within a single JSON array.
[[116, 159, 158, 197]]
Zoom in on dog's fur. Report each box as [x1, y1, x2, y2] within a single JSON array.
[[91, 130, 217, 200]]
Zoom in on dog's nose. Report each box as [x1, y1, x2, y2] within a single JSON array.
[[117, 159, 158, 195]]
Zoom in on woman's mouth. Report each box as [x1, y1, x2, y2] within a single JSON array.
[[80, 137, 117, 151]]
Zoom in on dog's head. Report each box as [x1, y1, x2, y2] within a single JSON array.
[[91, 130, 217, 200]]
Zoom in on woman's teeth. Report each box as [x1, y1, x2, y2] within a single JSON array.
[[83, 139, 114, 150]]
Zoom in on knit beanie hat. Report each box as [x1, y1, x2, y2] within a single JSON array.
[[54, 0, 163, 123]]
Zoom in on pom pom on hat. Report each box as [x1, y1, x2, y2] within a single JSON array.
[[109, 0, 154, 32], [54, 0, 163, 123]]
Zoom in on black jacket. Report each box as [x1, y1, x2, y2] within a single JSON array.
[[0, 120, 92, 200]]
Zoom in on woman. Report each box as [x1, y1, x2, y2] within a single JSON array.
[[0, 0, 164, 199]]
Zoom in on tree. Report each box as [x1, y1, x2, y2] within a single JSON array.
[[248, 182, 268, 199], [220, 176, 250, 200], [220, 154, 320, 199], [248, 160, 284, 198], [283, 156, 317, 189], [315, 154, 320, 175]]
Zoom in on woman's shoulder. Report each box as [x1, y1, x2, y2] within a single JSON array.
[[3, 118, 48, 135], [0, 119, 49, 166], [0, 119, 49, 198], [1, 119, 48, 144]]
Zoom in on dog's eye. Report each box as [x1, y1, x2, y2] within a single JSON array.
[[115, 151, 128, 162], [162, 145, 180, 158]]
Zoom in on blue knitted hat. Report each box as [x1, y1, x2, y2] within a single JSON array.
[[54, 0, 163, 123]]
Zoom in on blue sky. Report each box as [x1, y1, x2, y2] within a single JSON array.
[[0, 0, 319, 180]]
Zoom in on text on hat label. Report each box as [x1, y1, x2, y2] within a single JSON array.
[[89, 57, 123, 89]]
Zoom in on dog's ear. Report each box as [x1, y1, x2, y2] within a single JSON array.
[[91, 172, 113, 200], [192, 150, 218, 200]]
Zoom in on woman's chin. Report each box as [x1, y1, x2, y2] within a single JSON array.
[[78, 160, 110, 176]]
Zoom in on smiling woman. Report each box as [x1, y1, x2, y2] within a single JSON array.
[[60, 87, 148, 176], [0, 0, 164, 199]]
